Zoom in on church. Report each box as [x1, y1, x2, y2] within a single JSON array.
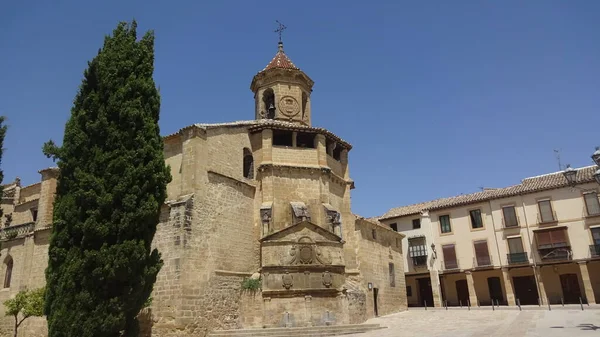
[[0, 37, 407, 337]]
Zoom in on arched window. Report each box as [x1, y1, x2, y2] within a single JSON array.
[[301, 92, 308, 118], [243, 148, 254, 179], [262, 88, 275, 119], [4, 256, 13, 289]]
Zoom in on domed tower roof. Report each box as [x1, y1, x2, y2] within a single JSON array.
[[261, 42, 299, 72]]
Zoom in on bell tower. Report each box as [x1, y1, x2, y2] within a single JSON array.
[[250, 38, 314, 126]]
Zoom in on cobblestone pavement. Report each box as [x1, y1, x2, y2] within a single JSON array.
[[347, 307, 600, 337]]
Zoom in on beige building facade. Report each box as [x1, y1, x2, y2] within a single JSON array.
[[0, 41, 406, 336], [379, 166, 600, 309]]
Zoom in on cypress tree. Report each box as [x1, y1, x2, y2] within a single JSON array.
[[0, 116, 7, 211], [43, 21, 171, 337]]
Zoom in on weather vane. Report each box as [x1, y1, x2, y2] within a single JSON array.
[[274, 20, 287, 43]]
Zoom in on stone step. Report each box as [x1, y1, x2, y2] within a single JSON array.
[[208, 323, 383, 337]]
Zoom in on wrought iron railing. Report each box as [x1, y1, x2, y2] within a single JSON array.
[[538, 248, 572, 262], [0, 222, 34, 240], [507, 252, 529, 265], [590, 244, 600, 258]]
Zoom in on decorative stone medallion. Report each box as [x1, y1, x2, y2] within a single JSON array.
[[299, 245, 313, 264], [282, 272, 293, 289], [322, 271, 333, 288], [278, 96, 300, 117]]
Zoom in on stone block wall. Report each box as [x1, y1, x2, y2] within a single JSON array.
[[271, 147, 318, 166], [353, 218, 407, 318]]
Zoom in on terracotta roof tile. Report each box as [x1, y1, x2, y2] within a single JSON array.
[[261, 42, 299, 72], [381, 165, 598, 220]]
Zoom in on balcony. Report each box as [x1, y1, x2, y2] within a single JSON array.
[[0, 222, 34, 240], [442, 260, 459, 270], [538, 247, 572, 262], [507, 252, 529, 265], [411, 256, 427, 267], [473, 255, 493, 268], [590, 244, 600, 258]]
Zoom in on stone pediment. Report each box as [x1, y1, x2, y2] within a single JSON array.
[[260, 220, 342, 243]]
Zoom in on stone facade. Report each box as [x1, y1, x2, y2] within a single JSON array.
[[0, 41, 407, 337]]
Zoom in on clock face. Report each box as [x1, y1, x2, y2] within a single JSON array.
[[278, 96, 300, 117]]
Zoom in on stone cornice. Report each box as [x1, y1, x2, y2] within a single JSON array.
[[257, 164, 352, 186]]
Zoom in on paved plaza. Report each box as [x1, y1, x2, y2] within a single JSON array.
[[348, 307, 600, 337]]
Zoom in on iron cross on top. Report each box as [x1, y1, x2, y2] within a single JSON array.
[[274, 20, 287, 42]]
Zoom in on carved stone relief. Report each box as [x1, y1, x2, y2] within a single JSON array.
[[284, 236, 332, 265], [278, 96, 300, 117], [322, 271, 333, 288], [260, 204, 273, 236], [282, 272, 293, 289]]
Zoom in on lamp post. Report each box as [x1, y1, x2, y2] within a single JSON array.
[[592, 147, 600, 185], [563, 147, 600, 187]]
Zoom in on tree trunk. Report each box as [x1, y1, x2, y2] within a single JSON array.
[[13, 315, 18, 337]]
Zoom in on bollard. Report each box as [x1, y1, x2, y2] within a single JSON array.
[[517, 298, 521, 311], [537, 297, 541, 307], [424, 300, 427, 310], [561, 297, 564, 307], [477, 300, 480, 308], [579, 297, 584, 311], [495, 299, 499, 308], [468, 300, 471, 311], [492, 302, 495, 311], [445, 300, 448, 310], [459, 300, 462, 308], [548, 300, 551, 311]]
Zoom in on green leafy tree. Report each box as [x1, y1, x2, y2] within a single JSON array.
[[43, 20, 171, 337], [0, 116, 7, 217], [4, 287, 45, 337]]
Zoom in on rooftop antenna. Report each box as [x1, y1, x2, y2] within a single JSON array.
[[553, 149, 563, 171]]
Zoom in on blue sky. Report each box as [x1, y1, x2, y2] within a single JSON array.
[[1, 1, 599, 217]]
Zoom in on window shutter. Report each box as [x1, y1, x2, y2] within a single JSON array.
[[585, 193, 600, 215], [503, 207, 518, 227], [409, 238, 427, 257], [474, 240, 489, 258], [536, 231, 552, 249], [507, 237, 524, 253], [538, 200, 554, 222], [550, 228, 567, 247], [442, 244, 456, 262]]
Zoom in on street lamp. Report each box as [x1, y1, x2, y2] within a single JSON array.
[[563, 146, 600, 187], [563, 164, 577, 186], [592, 147, 600, 167]]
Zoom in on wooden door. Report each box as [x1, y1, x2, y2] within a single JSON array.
[[487, 277, 504, 305], [417, 277, 434, 307], [513, 275, 538, 305], [373, 288, 379, 316], [560, 273, 582, 304], [455, 279, 469, 306]]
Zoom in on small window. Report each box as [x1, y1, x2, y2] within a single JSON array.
[[469, 209, 483, 229], [537, 200, 555, 223], [4, 257, 13, 289], [332, 144, 342, 161], [406, 285, 412, 297], [584, 192, 600, 216], [372, 229, 377, 239], [296, 132, 315, 148], [412, 219, 421, 229], [390, 223, 398, 232], [439, 215, 451, 233], [389, 263, 396, 287], [273, 130, 293, 147], [502, 206, 518, 228], [31, 208, 38, 222], [263, 88, 275, 119], [243, 148, 254, 179]]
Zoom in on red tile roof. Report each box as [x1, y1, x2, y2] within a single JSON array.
[[380, 165, 599, 220], [261, 42, 299, 72]]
